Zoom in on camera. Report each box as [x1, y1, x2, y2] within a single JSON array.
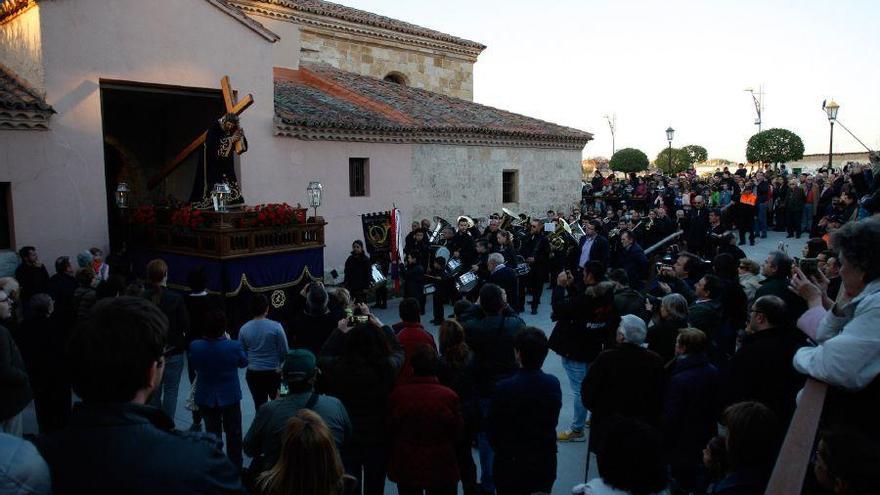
[[795, 257, 820, 278], [347, 314, 369, 326]]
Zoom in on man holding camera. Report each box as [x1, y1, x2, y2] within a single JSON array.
[[550, 261, 615, 443], [244, 349, 352, 475]]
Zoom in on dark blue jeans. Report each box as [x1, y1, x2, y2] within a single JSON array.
[[201, 402, 243, 469]]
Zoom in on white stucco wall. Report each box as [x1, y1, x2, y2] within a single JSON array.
[[0, 4, 43, 92], [0, 0, 278, 269], [410, 144, 583, 221], [261, 139, 415, 274], [259, 16, 300, 70]]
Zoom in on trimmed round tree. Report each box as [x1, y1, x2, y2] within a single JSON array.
[[746, 128, 805, 166], [610, 148, 649, 174], [655, 147, 692, 174], [681, 145, 708, 164]]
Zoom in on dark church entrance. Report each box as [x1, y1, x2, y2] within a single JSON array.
[[100, 80, 226, 250]]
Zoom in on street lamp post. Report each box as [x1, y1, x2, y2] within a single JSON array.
[[307, 181, 323, 221], [666, 126, 675, 171], [825, 100, 839, 171]]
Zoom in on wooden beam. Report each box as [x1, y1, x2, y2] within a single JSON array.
[[148, 132, 207, 189], [765, 378, 828, 495], [232, 94, 253, 116], [147, 75, 253, 189], [220, 75, 235, 112]]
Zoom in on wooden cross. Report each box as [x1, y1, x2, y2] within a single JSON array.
[[147, 75, 254, 189]]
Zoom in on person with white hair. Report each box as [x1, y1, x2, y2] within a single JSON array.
[[486, 252, 519, 313], [581, 314, 665, 457]]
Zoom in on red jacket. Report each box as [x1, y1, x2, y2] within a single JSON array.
[[396, 322, 437, 383], [388, 376, 463, 487]]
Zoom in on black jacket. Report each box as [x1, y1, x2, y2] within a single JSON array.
[[581, 343, 665, 452], [549, 286, 616, 363], [15, 263, 49, 303], [403, 263, 425, 301], [47, 273, 78, 330], [448, 232, 476, 266], [663, 353, 720, 469], [286, 309, 338, 357], [754, 276, 807, 325], [612, 287, 648, 322], [685, 207, 710, 248], [519, 232, 550, 269], [464, 312, 526, 397], [343, 253, 372, 293], [143, 288, 190, 355], [646, 316, 689, 364], [488, 370, 562, 493], [488, 266, 519, 312], [614, 243, 648, 290], [35, 402, 245, 494], [319, 326, 404, 447], [723, 326, 807, 427], [567, 235, 610, 270]]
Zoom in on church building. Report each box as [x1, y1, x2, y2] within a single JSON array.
[[0, 0, 591, 274]]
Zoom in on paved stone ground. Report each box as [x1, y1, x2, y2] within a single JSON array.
[[21, 231, 806, 494]]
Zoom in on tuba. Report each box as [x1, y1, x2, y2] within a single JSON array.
[[500, 207, 518, 231], [428, 216, 451, 244], [547, 218, 578, 253]]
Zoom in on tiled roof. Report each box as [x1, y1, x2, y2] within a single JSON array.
[[254, 0, 485, 50], [0, 0, 30, 22], [0, 63, 53, 130], [274, 63, 591, 149]]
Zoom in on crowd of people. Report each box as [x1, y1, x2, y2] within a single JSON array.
[[1, 161, 879, 495]]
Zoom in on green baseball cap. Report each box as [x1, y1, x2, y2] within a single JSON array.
[[282, 349, 317, 381]]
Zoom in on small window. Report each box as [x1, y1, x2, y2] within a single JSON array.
[[349, 158, 370, 197], [502, 170, 518, 204], [0, 183, 12, 250], [383, 73, 406, 85]]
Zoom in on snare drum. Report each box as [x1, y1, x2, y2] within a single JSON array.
[[514, 255, 530, 276], [445, 258, 465, 277], [455, 272, 479, 294]]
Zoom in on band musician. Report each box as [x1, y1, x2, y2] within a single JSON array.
[[519, 219, 550, 314]]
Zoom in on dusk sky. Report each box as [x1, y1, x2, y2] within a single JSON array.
[[340, 0, 879, 162]]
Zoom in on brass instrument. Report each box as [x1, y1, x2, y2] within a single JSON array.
[[427, 216, 451, 244], [500, 207, 518, 231], [570, 220, 586, 243], [547, 218, 578, 252]]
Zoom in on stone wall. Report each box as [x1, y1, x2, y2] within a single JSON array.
[[299, 29, 475, 101], [410, 144, 583, 222]]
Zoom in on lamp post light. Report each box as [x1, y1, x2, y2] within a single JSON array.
[[666, 126, 675, 171], [115, 182, 130, 209], [307, 181, 323, 221], [211, 182, 232, 212], [825, 100, 839, 171]]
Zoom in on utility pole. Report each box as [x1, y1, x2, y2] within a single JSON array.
[[603, 113, 616, 156], [745, 86, 764, 133]]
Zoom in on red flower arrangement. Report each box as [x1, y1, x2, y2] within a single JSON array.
[[170, 205, 207, 230], [130, 205, 156, 225], [248, 203, 302, 227]]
